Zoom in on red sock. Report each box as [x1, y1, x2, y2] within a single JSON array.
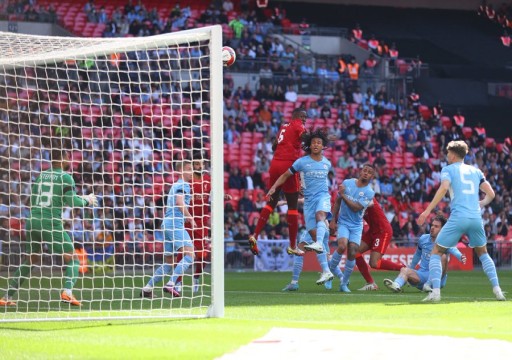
[[253, 205, 273, 238], [287, 209, 299, 249], [355, 254, 374, 284], [375, 259, 405, 271]]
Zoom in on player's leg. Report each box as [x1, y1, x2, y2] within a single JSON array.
[[328, 224, 349, 281], [56, 231, 82, 306], [470, 222, 505, 300], [141, 229, 174, 298], [355, 238, 376, 290], [249, 161, 288, 255], [2, 219, 42, 305], [425, 218, 463, 302], [340, 239, 359, 293], [304, 195, 331, 253], [384, 267, 419, 292], [284, 190, 300, 252], [164, 228, 195, 297], [283, 240, 305, 291]]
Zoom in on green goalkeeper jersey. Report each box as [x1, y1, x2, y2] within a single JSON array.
[[30, 168, 89, 220]]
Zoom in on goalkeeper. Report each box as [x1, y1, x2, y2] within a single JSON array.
[[0, 142, 97, 307]]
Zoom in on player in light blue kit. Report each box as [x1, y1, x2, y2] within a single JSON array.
[[383, 215, 466, 293], [141, 160, 196, 298], [268, 129, 334, 285], [328, 164, 375, 293], [417, 140, 505, 302]]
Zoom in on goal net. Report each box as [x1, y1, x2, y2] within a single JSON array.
[[0, 26, 224, 322]]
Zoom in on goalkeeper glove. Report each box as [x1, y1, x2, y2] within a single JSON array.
[[83, 194, 98, 207]]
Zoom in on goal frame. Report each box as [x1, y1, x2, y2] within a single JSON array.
[[0, 25, 224, 322]]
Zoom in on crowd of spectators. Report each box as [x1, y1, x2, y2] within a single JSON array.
[[221, 78, 512, 261], [0, 0, 510, 270], [3, 0, 58, 23]]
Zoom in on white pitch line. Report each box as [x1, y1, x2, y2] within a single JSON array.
[[217, 327, 512, 359]]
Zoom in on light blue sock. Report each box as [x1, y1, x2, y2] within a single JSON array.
[[147, 263, 172, 288], [479, 253, 499, 287], [429, 254, 442, 289], [316, 220, 327, 244], [169, 255, 193, 285], [292, 256, 304, 282], [316, 252, 329, 273], [395, 276, 406, 288], [342, 259, 355, 286], [329, 251, 342, 272]]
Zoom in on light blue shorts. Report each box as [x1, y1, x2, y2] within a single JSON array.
[[337, 223, 363, 245], [412, 269, 430, 289], [304, 194, 332, 230], [162, 223, 193, 256], [436, 217, 486, 249]]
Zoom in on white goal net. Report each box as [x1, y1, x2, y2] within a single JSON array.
[[0, 25, 224, 322]]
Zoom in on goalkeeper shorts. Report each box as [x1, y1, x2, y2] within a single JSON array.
[[25, 218, 74, 255]]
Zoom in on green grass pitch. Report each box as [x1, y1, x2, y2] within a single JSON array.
[[0, 270, 510, 359]]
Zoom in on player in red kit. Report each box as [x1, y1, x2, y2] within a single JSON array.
[[176, 159, 211, 293], [249, 108, 307, 257], [355, 197, 406, 290]]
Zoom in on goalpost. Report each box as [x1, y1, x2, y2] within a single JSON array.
[[0, 26, 224, 322]]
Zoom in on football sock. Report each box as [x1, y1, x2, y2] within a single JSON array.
[[395, 276, 406, 288], [287, 209, 299, 249], [7, 261, 31, 297], [342, 259, 355, 286], [146, 263, 172, 288], [355, 254, 374, 283], [428, 254, 442, 289], [316, 252, 329, 273], [292, 255, 304, 282], [316, 220, 327, 244], [64, 259, 80, 290], [375, 258, 404, 271], [479, 253, 499, 287], [168, 255, 193, 286], [253, 205, 273, 238], [328, 251, 342, 272]]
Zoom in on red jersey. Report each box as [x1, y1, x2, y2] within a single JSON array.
[[190, 173, 211, 218], [272, 118, 305, 161], [364, 198, 392, 233]]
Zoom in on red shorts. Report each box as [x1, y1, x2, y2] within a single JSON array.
[[361, 229, 392, 254], [268, 159, 300, 193]]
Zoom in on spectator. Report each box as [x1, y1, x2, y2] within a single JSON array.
[[228, 166, 245, 189]]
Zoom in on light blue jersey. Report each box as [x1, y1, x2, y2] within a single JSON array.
[[338, 178, 374, 226], [411, 234, 462, 272], [290, 155, 332, 230], [441, 162, 484, 219], [162, 179, 192, 255], [164, 179, 191, 229], [290, 155, 331, 201]]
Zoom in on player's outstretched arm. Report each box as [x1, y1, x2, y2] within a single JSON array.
[[447, 247, 467, 264], [417, 180, 449, 225], [64, 190, 97, 207], [266, 170, 292, 198]]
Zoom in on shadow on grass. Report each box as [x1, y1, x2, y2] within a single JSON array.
[[0, 317, 201, 332]]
